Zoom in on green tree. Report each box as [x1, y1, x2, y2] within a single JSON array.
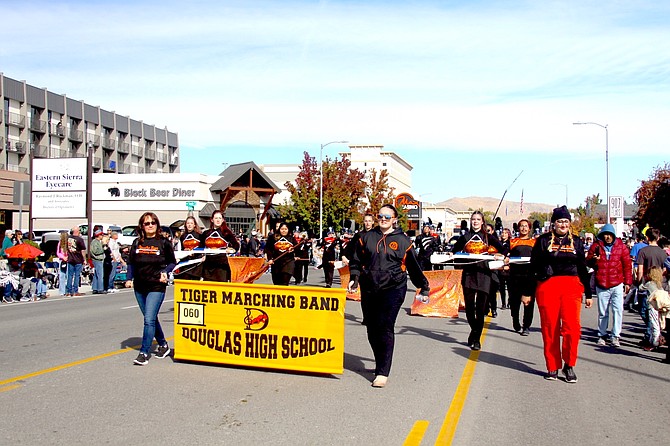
[[278, 151, 367, 236], [361, 168, 396, 220], [634, 162, 670, 235], [321, 155, 366, 235], [278, 152, 319, 233]]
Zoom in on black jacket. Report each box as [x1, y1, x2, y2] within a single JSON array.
[[349, 227, 429, 293], [530, 231, 592, 299]]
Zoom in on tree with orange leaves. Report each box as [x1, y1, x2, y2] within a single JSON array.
[[634, 162, 670, 235]]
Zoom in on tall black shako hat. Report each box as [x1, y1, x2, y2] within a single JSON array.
[[551, 205, 571, 223]]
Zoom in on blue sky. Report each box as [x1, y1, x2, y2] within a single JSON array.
[[2, 0, 668, 208]]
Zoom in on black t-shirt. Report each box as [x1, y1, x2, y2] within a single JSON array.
[[66, 235, 86, 265], [637, 245, 668, 276], [128, 236, 176, 292]]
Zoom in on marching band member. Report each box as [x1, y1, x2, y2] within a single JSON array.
[[451, 211, 506, 351], [319, 231, 339, 288], [531, 206, 592, 383], [200, 210, 239, 282], [264, 222, 296, 286], [507, 219, 536, 336], [175, 216, 203, 280], [348, 204, 430, 388], [125, 212, 176, 366], [415, 224, 440, 271]]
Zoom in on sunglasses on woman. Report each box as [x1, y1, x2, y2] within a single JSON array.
[[377, 214, 393, 221], [143, 220, 157, 227]]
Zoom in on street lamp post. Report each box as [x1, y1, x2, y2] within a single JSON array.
[[573, 121, 609, 222], [86, 141, 94, 249], [319, 140, 348, 239]]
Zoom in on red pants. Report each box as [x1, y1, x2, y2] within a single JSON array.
[[535, 276, 584, 371]]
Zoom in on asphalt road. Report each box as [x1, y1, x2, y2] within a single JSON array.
[[1, 268, 668, 445]]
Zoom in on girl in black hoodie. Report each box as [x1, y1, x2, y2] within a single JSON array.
[[348, 204, 430, 388]]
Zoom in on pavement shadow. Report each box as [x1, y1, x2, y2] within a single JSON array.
[[120, 337, 143, 351], [343, 352, 374, 379], [451, 346, 543, 377]]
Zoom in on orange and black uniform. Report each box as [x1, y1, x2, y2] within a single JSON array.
[[349, 227, 429, 377], [319, 235, 339, 287], [508, 237, 536, 332], [265, 234, 296, 286], [452, 229, 506, 347], [176, 230, 202, 280], [200, 227, 239, 282], [531, 231, 591, 371]]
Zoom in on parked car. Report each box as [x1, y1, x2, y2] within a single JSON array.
[[118, 224, 175, 247]]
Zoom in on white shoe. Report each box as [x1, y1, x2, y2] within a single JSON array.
[[372, 375, 388, 388]]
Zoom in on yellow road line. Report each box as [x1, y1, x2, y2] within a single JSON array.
[[403, 420, 430, 446], [433, 320, 490, 445], [0, 337, 174, 388], [0, 384, 22, 393]]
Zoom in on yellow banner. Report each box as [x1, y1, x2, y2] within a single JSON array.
[[173, 280, 346, 374]]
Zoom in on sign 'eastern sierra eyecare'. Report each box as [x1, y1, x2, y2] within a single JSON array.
[[174, 280, 346, 374], [31, 158, 88, 218]]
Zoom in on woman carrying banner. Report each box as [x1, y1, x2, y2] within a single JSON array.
[[175, 216, 203, 281], [348, 204, 430, 388], [530, 206, 592, 383], [451, 211, 506, 351], [264, 221, 296, 286], [125, 212, 176, 366], [200, 210, 240, 282]]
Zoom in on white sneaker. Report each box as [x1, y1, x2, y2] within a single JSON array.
[[372, 375, 388, 388], [19, 296, 31, 302], [597, 337, 607, 346], [611, 337, 621, 348]]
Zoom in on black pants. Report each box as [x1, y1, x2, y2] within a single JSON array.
[[323, 262, 335, 286], [202, 263, 230, 282], [418, 256, 433, 271], [499, 273, 508, 307], [293, 260, 309, 283], [271, 270, 292, 286], [508, 275, 535, 330], [360, 285, 406, 377], [487, 277, 499, 314], [464, 287, 488, 343]]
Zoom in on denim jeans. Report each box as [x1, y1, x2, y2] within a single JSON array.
[[638, 290, 651, 342], [92, 259, 105, 292], [107, 261, 119, 290], [58, 261, 68, 295], [135, 290, 168, 355], [66, 263, 83, 294], [596, 283, 624, 338]]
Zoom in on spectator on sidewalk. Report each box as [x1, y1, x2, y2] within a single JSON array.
[[0, 230, 14, 257], [635, 228, 669, 348], [66, 226, 87, 297], [56, 231, 69, 296], [107, 231, 124, 293], [586, 224, 632, 348], [89, 229, 106, 294]]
